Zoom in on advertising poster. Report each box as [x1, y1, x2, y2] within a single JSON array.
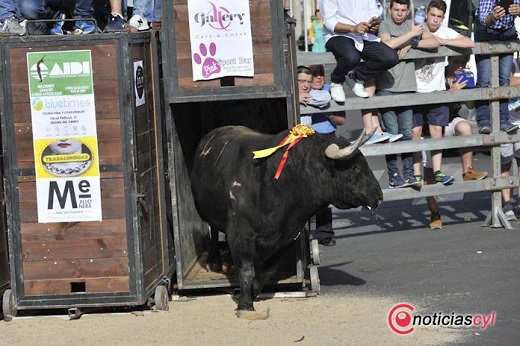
[[188, 0, 254, 81], [27, 50, 102, 223]]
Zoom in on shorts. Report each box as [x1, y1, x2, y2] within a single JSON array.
[[413, 104, 450, 128], [422, 117, 468, 168], [500, 142, 520, 165], [444, 117, 468, 137]]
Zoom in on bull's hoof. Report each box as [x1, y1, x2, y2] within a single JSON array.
[[235, 308, 270, 320]]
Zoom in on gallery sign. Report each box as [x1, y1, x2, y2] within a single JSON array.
[[188, 0, 254, 80]]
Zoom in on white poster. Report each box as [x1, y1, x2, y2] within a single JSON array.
[[188, 0, 254, 81], [27, 50, 102, 223], [134, 60, 145, 107]]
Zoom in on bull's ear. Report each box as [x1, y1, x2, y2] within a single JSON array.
[[325, 128, 375, 160]]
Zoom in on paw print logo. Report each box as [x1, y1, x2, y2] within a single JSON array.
[[193, 42, 221, 79]]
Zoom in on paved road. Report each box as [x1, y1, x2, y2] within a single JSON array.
[[316, 115, 520, 344]]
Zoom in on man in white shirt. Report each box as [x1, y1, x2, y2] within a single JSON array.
[[319, 0, 399, 101], [411, 0, 475, 186]]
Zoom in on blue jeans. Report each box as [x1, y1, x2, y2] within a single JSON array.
[[0, 0, 22, 21], [377, 89, 414, 178], [133, 0, 161, 22], [474, 22, 518, 127], [21, 0, 93, 19], [325, 37, 399, 84], [21, 0, 93, 33]]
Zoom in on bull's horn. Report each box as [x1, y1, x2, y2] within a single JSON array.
[[325, 128, 376, 160]]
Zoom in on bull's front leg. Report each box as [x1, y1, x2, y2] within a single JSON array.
[[237, 259, 255, 311]]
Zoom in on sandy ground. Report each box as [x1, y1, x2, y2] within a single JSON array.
[[0, 292, 468, 345]]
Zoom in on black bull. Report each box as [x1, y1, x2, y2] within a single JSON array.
[[190, 125, 383, 316]]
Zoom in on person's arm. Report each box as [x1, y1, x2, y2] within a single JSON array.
[[436, 34, 475, 49], [416, 36, 441, 49], [380, 25, 424, 49], [308, 89, 332, 109], [321, 0, 370, 35]]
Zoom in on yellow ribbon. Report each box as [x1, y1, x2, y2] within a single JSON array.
[[253, 124, 315, 159]]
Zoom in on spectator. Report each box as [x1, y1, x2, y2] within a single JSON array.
[[474, 0, 520, 135], [21, 0, 96, 35], [128, 0, 161, 31], [411, 0, 475, 187], [424, 54, 489, 229], [103, 0, 126, 32], [309, 110, 346, 246], [377, 0, 441, 188], [309, 9, 326, 53], [297, 65, 331, 111], [0, 1, 26, 36], [319, 0, 399, 101], [500, 50, 520, 220], [298, 64, 341, 246]]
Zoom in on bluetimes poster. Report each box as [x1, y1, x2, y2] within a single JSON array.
[[27, 50, 102, 223]]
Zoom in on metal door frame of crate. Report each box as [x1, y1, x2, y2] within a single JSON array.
[[0, 33, 172, 315], [0, 39, 10, 301], [161, 0, 295, 105]]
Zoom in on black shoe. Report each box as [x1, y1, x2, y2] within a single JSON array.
[[318, 237, 336, 246], [478, 125, 491, 134], [501, 123, 519, 134]]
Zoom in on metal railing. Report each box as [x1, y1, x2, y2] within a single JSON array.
[[297, 41, 520, 229]]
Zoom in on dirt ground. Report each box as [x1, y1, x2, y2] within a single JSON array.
[[0, 292, 468, 345]]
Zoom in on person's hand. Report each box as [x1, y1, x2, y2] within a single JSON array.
[[299, 92, 311, 105], [398, 45, 411, 58], [492, 5, 507, 20], [354, 21, 371, 34], [450, 76, 467, 90], [410, 23, 424, 37], [509, 4, 520, 16]]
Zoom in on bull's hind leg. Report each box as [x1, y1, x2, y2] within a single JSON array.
[[206, 227, 222, 272]]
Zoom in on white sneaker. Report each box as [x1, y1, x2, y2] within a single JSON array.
[[330, 82, 346, 103], [383, 132, 403, 143], [345, 73, 370, 98], [365, 132, 390, 145], [129, 14, 150, 31]]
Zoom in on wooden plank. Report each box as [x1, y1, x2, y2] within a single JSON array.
[[24, 277, 130, 296], [22, 234, 128, 261], [21, 218, 127, 239], [23, 257, 129, 280]]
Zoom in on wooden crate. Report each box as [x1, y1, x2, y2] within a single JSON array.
[[0, 33, 172, 313]]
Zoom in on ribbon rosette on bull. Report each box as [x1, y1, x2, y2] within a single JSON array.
[[252, 124, 315, 180]]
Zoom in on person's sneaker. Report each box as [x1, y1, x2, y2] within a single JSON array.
[[330, 82, 346, 103], [129, 14, 150, 31], [0, 16, 26, 36], [50, 13, 65, 35], [382, 132, 403, 143], [406, 174, 424, 188], [503, 204, 517, 221], [500, 123, 519, 134], [389, 173, 409, 188], [365, 132, 390, 145], [345, 73, 370, 98], [434, 171, 454, 185], [74, 20, 96, 34], [463, 167, 488, 181], [478, 125, 491, 135], [429, 212, 442, 229], [103, 13, 125, 32]]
